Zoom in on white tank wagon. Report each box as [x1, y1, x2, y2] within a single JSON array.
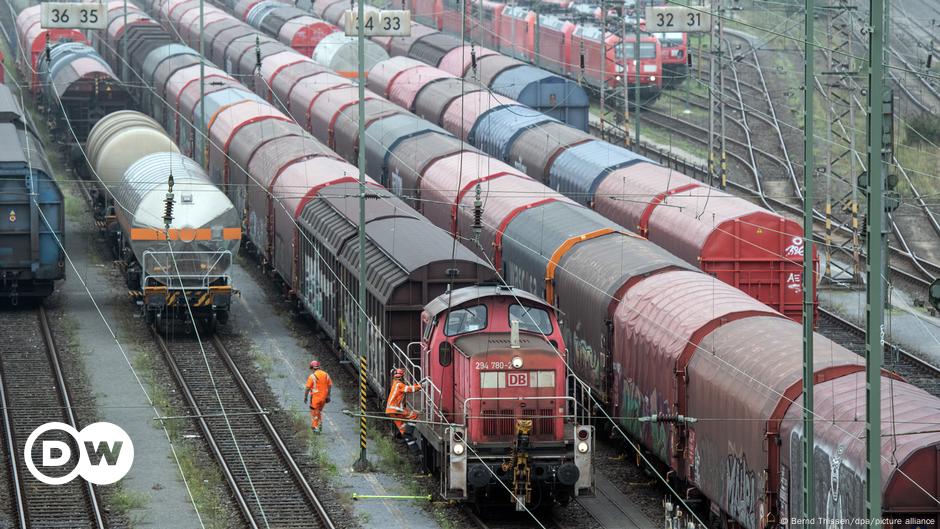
[[85, 110, 180, 219], [87, 111, 240, 331]]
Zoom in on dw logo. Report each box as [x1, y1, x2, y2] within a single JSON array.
[[25, 422, 134, 485]]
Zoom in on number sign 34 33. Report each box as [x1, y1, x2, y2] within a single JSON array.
[[344, 9, 411, 36], [41, 2, 107, 30]]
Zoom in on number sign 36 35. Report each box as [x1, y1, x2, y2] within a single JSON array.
[[41, 2, 107, 29]]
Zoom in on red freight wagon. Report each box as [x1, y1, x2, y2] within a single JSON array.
[[437, 45, 498, 77], [16, 6, 86, 91], [594, 162, 817, 321], [278, 16, 337, 56]]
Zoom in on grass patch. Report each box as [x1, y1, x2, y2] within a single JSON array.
[[131, 349, 233, 529], [370, 432, 411, 476], [284, 411, 340, 481], [111, 489, 149, 512], [906, 114, 940, 147], [248, 344, 275, 376]]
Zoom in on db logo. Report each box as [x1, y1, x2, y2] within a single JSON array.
[[507, 372, 529, 387], [25, 422, 134, 485]]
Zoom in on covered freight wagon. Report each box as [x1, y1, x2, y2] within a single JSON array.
[[489, 65, 589, 131], [593, 162, 816, 321], [38, 42, 130, 142], [312, 32, 388, 77], [295, 183, 494, 394]]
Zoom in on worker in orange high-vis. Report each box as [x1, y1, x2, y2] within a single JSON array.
[[385, 368, 422, 438], [304, 360, 332, 433]]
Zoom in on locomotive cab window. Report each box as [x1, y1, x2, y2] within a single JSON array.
[[444, 305, 487, 336], [509, 304, 552, 334], [616, 42, 657, 59]]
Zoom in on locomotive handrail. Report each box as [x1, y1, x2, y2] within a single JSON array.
[[392, 343, 442, 424], [141, 250, 233, 290], [567, 373, 593, 425]]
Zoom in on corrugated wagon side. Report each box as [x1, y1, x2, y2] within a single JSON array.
[[295, 184, 493, 395], [0, 86, 64, 300]]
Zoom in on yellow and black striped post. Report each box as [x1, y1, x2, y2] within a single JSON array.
[[353, 354, 369, 471]]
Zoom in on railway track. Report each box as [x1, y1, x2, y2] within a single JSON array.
[[0, 307, 106, 529], [462, 474, 655, 529], [817, 308, 940, 396], [633, 27, 940, 300], [152, 331, 335, 529]]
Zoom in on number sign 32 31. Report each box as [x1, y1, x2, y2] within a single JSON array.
[[644, 6, 711, 33], [41, 2, 107, 30]]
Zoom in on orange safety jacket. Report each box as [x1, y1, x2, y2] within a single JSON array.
[[385, 379, 420, 413], [306, 369, 332, 405]]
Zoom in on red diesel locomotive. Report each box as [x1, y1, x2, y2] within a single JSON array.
[[409, 285, 594, 508]]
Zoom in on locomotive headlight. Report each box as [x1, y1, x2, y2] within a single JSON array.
[[511, 356, 523, 369], [577, 441, 589, 453], [453, 442, 465, 455], [650, 76, 657, 82]]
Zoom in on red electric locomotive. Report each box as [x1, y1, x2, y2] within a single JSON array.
[[653, 31, 688, 86], [407, 284, 594, 508], [410, 0, 664, 100]]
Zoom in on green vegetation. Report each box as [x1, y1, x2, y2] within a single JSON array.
[[370, 432, 411, 476], [111, 489, 149, 511], [132, 350, 233, 529], [906, 114, 940, 147]]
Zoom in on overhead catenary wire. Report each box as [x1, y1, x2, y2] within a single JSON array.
[[4, 34, 212, 529], [87, 7, 555, 525], [51, 1, 940, 516], [204, 5, 940, 512]]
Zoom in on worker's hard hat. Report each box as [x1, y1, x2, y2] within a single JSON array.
[[392, 368, 405, 379], [310, 360, 321, 369]]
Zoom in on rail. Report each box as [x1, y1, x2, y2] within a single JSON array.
[[0, 307, 106, 529], [152, 330, 336, 529]]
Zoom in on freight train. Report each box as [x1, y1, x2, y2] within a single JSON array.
[[302, 0, 594, 130], [230, 0, 815, 322], [16, 6, 129, 143], [152, 1, 940, 526], [97, 2, 596, 507], [13, 5, 235, 328], [364, 55, 816, 322], [0, 84, 64, 301]]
